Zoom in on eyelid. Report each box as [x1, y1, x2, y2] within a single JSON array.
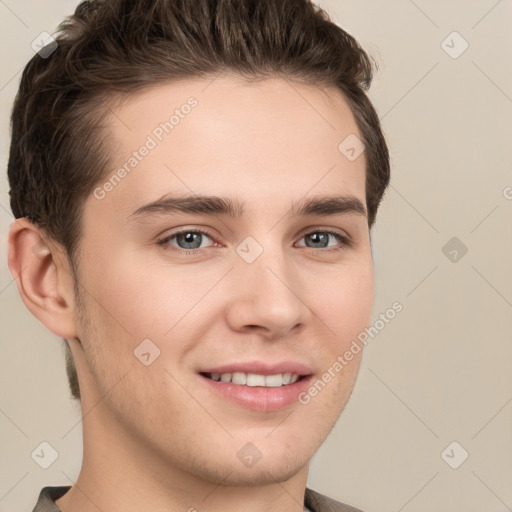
[[297, 225, 351, 240]]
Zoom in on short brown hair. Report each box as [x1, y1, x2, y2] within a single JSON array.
[[8, 0, 390, 402]]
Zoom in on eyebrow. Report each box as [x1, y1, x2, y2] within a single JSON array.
[[128, 193, 367, 220]]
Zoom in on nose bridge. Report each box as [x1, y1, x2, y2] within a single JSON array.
[[238, 230, 294, 292]]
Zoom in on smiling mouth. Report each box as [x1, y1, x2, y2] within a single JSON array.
[[200, 372, 306, 388]]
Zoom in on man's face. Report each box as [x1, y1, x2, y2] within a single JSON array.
[[71, 75, 374, 485]]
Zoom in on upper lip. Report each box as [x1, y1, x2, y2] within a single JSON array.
[[199, 361, 313, 376]]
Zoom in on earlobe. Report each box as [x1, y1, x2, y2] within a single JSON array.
[[7, 218, 78, 339]]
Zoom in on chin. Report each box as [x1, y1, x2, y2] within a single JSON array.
[[184, 445, 311, 487], [215, 457, 308, 487]]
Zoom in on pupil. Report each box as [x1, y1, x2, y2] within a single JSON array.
[[180, 232, 201, 249], [309, 233, 327, 248]]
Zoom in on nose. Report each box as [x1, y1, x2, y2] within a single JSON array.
[[224, 243, 311, 340]]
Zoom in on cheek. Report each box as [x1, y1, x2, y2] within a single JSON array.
[[84, 256, 188, 340], [313, 260, 374, 345], [81, 238, 373, 351]]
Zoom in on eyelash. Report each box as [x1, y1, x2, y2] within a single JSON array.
[[156, 227, 353, 256]]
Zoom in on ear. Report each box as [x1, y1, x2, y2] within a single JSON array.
[[7, 218, 78, 339]]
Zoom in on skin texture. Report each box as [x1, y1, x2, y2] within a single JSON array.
[[8, 74, 374, 512]]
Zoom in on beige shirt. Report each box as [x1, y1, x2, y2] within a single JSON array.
[[31, 485, 364, 512]]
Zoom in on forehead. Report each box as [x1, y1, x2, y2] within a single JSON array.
[[88, 74, 366, 220]]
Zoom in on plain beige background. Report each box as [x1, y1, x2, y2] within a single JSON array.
[[1, 1, 511, 511]]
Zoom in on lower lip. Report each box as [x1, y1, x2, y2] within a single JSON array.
[[199, 374, 314, 412]]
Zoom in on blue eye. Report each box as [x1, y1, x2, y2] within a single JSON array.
[[157, 228, 352, 256], [297, 231, 352, 250], [158, 229, 213, 252]]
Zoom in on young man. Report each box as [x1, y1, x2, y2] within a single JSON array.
[[7, 1, 390, 510]]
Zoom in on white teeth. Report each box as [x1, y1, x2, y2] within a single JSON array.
[[232, 372, 247, 385], [247, 373, 266, 386], [208, 372, 302, 387], [265, 374, 283, 387]]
